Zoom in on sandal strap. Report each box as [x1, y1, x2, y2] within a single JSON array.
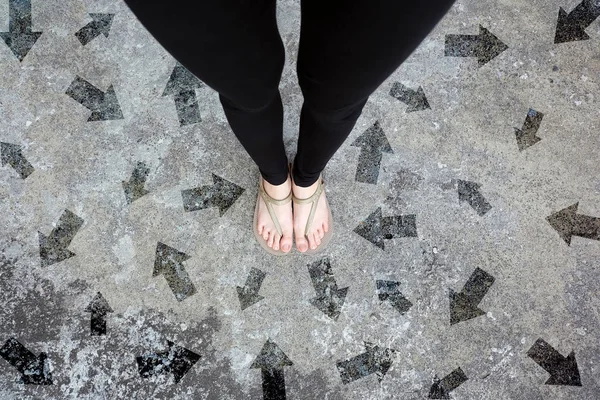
[[292, 176, 324, 236], [259, 177, 292, 236]]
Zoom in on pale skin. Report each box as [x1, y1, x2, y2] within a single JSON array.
[[256, 172, 329, 252]]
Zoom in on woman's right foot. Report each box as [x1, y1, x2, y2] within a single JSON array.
[[256, 175, 294, 253]]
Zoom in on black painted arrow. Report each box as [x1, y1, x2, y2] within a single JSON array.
[[236, 267, 266, 310], [153, 242, 196, 302], [445, 25, 508, 66], [162, 62, 204, 126], [376, 280, 412, 314], [38, 209, 84, 267], [547, 202, 600, 245], [353, 206, 417, 250], [84, 292, 113, 336], [1, 142, 34, 179], [122, 161, 150, 204], [350, 121, 393, 184], [181, 173, 245, 216], [428, 367, 468, 399], [75, 13, 114, 46], [449, 267, 494, 325], [250, 339, 293, 400], [0, 0, 42, 62], [0, 338, 52, 384], [65, 75, 124, 121], [308, 258, 348, 320], [136, 340, 201, 384], [555, 0, 600, 43], [527, 338, 581, 386], [389, 82, 431, 112], [336, 342, 396, 384], [458, 180, 492, 216], [515, 108, 544, 151]]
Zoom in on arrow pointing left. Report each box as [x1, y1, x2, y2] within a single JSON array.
[[0, 338, 52, 384], [0, 0, 42, 62], [546, 202, 600, 245], [336, 341, 396, 384], [153, 242, 196, 301], [84, 292, 113, 336], [75, 13, 115, 46], [1, 142, 34, 179], [65, 75, 124, 121], [38, 209, 84, 267]]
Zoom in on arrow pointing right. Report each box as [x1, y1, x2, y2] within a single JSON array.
[[546, 202, 600, 245], [65, 75, 124, 121], [137, 340, 201, 383], [181, 173, 245, 216], [449, 267, 495, 325], [389, 82, 431, 112], [445, 25, 508, 66], [1, 142, 34, 179], [75, 13, 115, 46], [0, 338, 52, 384], [527, 338, 581, 386], [0, 0, 43, 62]]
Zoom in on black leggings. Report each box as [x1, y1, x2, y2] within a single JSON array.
[[122, 0, 456, 186]]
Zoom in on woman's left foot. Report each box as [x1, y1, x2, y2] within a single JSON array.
[[291, 178, 330, 252]]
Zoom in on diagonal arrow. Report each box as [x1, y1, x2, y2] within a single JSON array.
[[0, 0, 42, 62], [84, 292, 113, 336], [1, 142, 34, 179], [445, 25, 508, 66], [449, 267, 495, 325], [162, 62, 204, 126], [457, 180, 492, 216], [546, 202, 600, 245], [527, 338, 581, 386], [236, 267, 266, 310], [181, 173, 245, 216], [153, 242, 196, 302], [308, 258, 348, 320], [350, 121, 393, 184], [38, 209, 84, 267], [428, 367, 468, 399], [75, 13, 115, 46], [250, 339, 293, 400], [353, 206, 417, 250], [0, 338, 52, 384], [65, 75, 124, 121], [515, 108, 544, 151], [376, 280, 412, 314], [122, 161, 150, 204], [389, 82, 431, 112], [555, 0, 600, 43], [136, 340, 201, 384], [336, 341, 396, 384]]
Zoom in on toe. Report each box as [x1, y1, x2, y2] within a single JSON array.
[[263, 230, 270, 242], [316, 228, 324, 239], [308, 233, 317, 250], [295, 232, 309, 252], [322, 221, 329, 233], [280, 232, 293, 253], [257, 224, 264, 235], [272, 233, 281, 251], [268, 232, 275, 248], [314, 232, 322, 246]]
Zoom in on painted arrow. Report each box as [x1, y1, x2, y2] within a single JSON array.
[[1, 142, 34, 179], [350, 121, 393, 184], [84, 292, 113, 336], [546, 202, 600, 245], [428, 367, 468, 399], [527, 338, 581, 386], [153, 242, 196, 302], [38, 209, 84, 267], [449, 267, 495, 325], [445, 25, 508, 66], [122, 161, 150, 204], [162, 62, 204, 126], [236, 267, 266, 310], [515, 108, 544, 151], [0, 338, 52, 384], [136, 340, 201, 384], [336, 342, 396, 384], [308, 258, 348, 320], [389, 82, 431, 112], [0, 0, 42, 62], [555, 0, 600, 43], [65, 75, 124, 121], [376, 280, 412, 314], [250, 339, 293, 400], [353, 206, 417, 250], [181, 173, 245, 216], [75, 13, 114, 46], [458, 180, 492, 216]]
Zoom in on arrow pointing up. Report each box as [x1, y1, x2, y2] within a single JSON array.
[[308, 258, 348, 320], [376, 280, 413, 314], [122, 161, 150, 204], [351, 121, 393, 184], [236, 267, 266, 310], [162, 62, 204, 126], [251, 339, 293, 400], [428, 367, 468, 399], [0, 0, 42, 61], [1, 142, 34, 179], [65, 75, 124, 121], [137, 340, 201, 384], [515, 108, 544, 151], [389, 82, 431, 112], [458, 180, 492, 216], [84, 292, 113, 336], [353, 206, 417, 250], [153, 242, 196, 301], [547, 203, 600, 245], [0, 338, 52, 384], [449, 267, 495, 325], [75, 13, 115, 46], [555, 1, 600, 43], [38, 209, 84, 267], [527, 338, 581, 386], [336, 342, 396, 384], [181, 173, 245, 216], [445, 25, 508, 66]]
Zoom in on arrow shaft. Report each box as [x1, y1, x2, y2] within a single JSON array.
[[522, 110, 543, 134], [383, 215, 417, 238], [527, 339, 567, 372], [244, 268, 266, 292], [174, 91, 201, 125], [573, 214, 600, 240], [90, 312, 107, 335], [389, 83, 417, 104], [338, 353, 376, 383], [570, 0, 600, 28], [67, 77, 105, 108], [9, 0, 33, 33], [51, 210, 84, 247], [0, 338, 37, 372], [444, 35, 479, 57], [461, 268, 494, 304], [261, 368, 287, 399], [356, 148, 383, 184], [440, 368, 468, 392]]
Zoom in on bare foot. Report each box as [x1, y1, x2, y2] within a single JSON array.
[[256, 174, 294, 253], [292, 177, 330, 252]]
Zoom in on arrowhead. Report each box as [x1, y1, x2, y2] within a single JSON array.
[[350, 121, 393, 153], [449, 289, 486, 325], [406, 86, 431, 112], [88, 85, 123, 121], [84, 292, 113, 314], [153, 242, 191, 276], [211, 174, 245, 216], [39, 232, 75, 267], [0, 31, 42, 62], [555, 7, 590, 44], [353, 207, 386, 249], [236, 286, 264, 310], [545, 351, 581, 386], [89, 13, 114, 38], [165, 340, 201, 384], [250, 339, 293, 371], [162, 62, 204, 96], [477, 25, 508, 66], [364, 342, 396, 381], [546, 203, 578, 245], [514, 127, 542, 151], [310, 286, 349, 320]]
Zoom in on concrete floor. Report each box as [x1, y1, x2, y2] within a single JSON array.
[[1, 0, 599, 398]]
